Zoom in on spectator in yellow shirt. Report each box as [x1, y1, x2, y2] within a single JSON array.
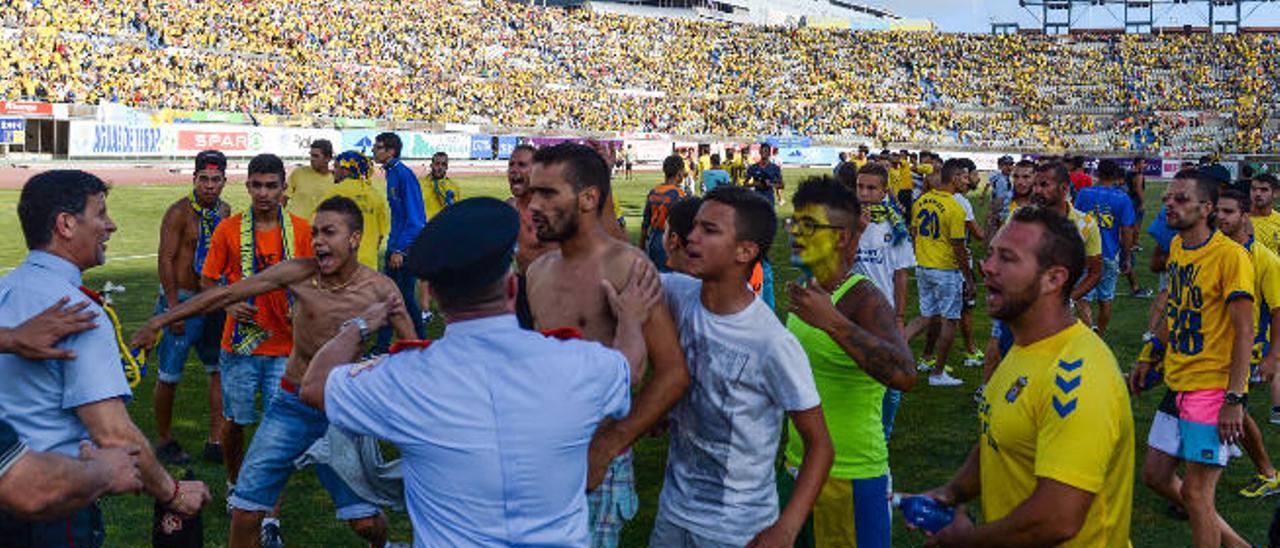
[[323, 150, 389, 271], [284, 139, 334, 219], [420, 152, 462, 220]]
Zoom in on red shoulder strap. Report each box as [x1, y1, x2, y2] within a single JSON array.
[[78, 286, 104, 306], [540, 327, 582, 341], [389, 339, 434, 354]]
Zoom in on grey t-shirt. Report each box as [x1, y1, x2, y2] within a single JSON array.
[[656, 273, 821, 545]]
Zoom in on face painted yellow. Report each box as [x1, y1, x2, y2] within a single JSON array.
[[788, 203, 845, 282]]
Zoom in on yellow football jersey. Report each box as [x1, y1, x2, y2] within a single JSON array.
[[1164, 231, 1255, 391], [1251, 211, 1280, 254], [981, 321, 1133, 548], [322, 179, 390, 271], [285, 166, 335, 219], [420, 176, 462, 220], [911, 190, 967, 270], [1246, 238, 1280, 365], [1067, 206, 1103, 258]]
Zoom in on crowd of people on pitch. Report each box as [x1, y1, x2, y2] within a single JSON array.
[[5, 133, 1280, 548], [3, 0, 1279, 151]]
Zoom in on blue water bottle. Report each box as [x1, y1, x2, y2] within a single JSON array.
[[893, 494, 955, 534]]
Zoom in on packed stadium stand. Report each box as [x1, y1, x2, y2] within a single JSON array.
[[1, 0, 1278, 153]]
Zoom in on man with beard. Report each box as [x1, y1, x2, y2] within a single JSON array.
[[1030, 163, 1102, 328], [524, 143, 689, 547], [419, 151, 461, 221], [505, 144, 557, 328], [132, 196, 414, 548], [151, 150, 233, 466], [1130, 171, 1254, 548], [914, 205, 1134, 547], [1250, 174, 1280, 254], [980, 159, 1040, 383]]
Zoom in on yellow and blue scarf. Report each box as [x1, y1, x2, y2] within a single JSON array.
[[230, 208, 294, 355]]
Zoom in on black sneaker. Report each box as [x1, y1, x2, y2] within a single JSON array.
[[154, 439, 191, 466], [203, 442, 223, 464]]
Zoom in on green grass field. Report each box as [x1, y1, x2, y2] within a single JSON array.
[[2, 169, 1278, 547]]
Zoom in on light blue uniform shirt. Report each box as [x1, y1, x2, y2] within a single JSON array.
[[0, 251, 131, 456], [324, 314, 630, 547]]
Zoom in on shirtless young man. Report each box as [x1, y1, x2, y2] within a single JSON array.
[[132, 196, 414, 548], [524, 143, 690, 547], [505, 144, 559, 328], [152, 150, 233, 465]]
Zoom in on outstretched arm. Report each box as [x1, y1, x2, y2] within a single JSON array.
[[131, 259, 315, 350]]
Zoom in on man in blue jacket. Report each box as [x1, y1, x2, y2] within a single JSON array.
[[373, 132, 426, 349]]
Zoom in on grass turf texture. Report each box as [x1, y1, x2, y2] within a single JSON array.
[[1, 169, 1277, 546]]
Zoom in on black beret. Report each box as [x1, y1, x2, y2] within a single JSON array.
[[406, 197, 518, 293]]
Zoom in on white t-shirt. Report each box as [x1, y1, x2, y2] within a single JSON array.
[[656, 273, 821, 545], [854, 221, 916, 300], [953, 192, 976, 222]]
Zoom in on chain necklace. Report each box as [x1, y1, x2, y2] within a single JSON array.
[[313, 269, 359, 292]]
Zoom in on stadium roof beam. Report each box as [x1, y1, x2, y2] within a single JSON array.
[[1017, 0, 1273, 34]]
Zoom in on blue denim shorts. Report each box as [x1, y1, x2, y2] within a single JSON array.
[[229, 390, 379, 520], [218, 351, 286, 425], [154, 290, 221, 383], [1083, 258, 1120, 302], [916, 267, 962, 320]]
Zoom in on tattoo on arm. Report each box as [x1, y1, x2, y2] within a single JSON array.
[[833, 281, 916, 390]]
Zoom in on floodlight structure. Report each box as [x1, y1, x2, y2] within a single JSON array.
[[1004, 0, 1279, 34]]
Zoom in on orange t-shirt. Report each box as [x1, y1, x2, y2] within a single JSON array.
[[202, 213, 313, 357]]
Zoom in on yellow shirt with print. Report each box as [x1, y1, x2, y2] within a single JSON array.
[[1067, 206, 1103, 258], [1164, 231, 1255, 391], [322, 179, 390, 271], [285, 166, 335, 219], [419, 176, 462, 220], [1251, 210, 1280, 254], [981, 321, 1133, 548], [911, 189, 967, 270], [892, 162, 914, 194]]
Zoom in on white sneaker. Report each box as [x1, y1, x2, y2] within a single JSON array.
[[929, 371, 964, 387], [916, 358, 935, 372]]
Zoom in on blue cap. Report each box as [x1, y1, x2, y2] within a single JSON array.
[[407, 198, 518, 293]]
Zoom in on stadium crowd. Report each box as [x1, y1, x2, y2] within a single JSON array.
[[2, 0, 1279, 152]]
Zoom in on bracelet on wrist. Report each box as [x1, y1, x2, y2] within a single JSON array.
[[162, 478, 180, 507]]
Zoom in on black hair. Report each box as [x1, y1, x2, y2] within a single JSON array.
[[195, 150, 227, 174], [792, 175, 861, 224], [533, 143, 611, 213], [940, 158, 967, 185], [1014, 159, 1036, 170], [834, 161, 858, 190], [1096, 159, 1124, 182], [1219, 188, 1251, 212], [19, 170, 110, 250], [433, 151, 448, 160], [666, 196, 703, 245], [434, 276, 509, 313], [663, 154, 685, 179], [511, 144, 536, 157], [1008, 205, 1085, 303], [956, 158, 977, 172], [856, 163, 890, 190], [310, 139, 334, 158], [1254, 173, 1280, 190], [1176, 168, 1219, 206], [315, 195, 364, 233], [1034, 162, 1071, 187], [247, 153, 286, 184], [710, 153, 721, 167], [375, 132, 402, 157], [703, 186, 776, 267]]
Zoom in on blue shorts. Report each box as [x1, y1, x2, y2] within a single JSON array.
[[229, 390, 379, 521], [1083, 258, 1120, 302], [781, 467, 891, 548], [916, 267, 962, 320], [153, 290, 221, 383], [587, 451, 638, 548], [219, 351, 286, 425], [990, 320, 1015, 356]]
